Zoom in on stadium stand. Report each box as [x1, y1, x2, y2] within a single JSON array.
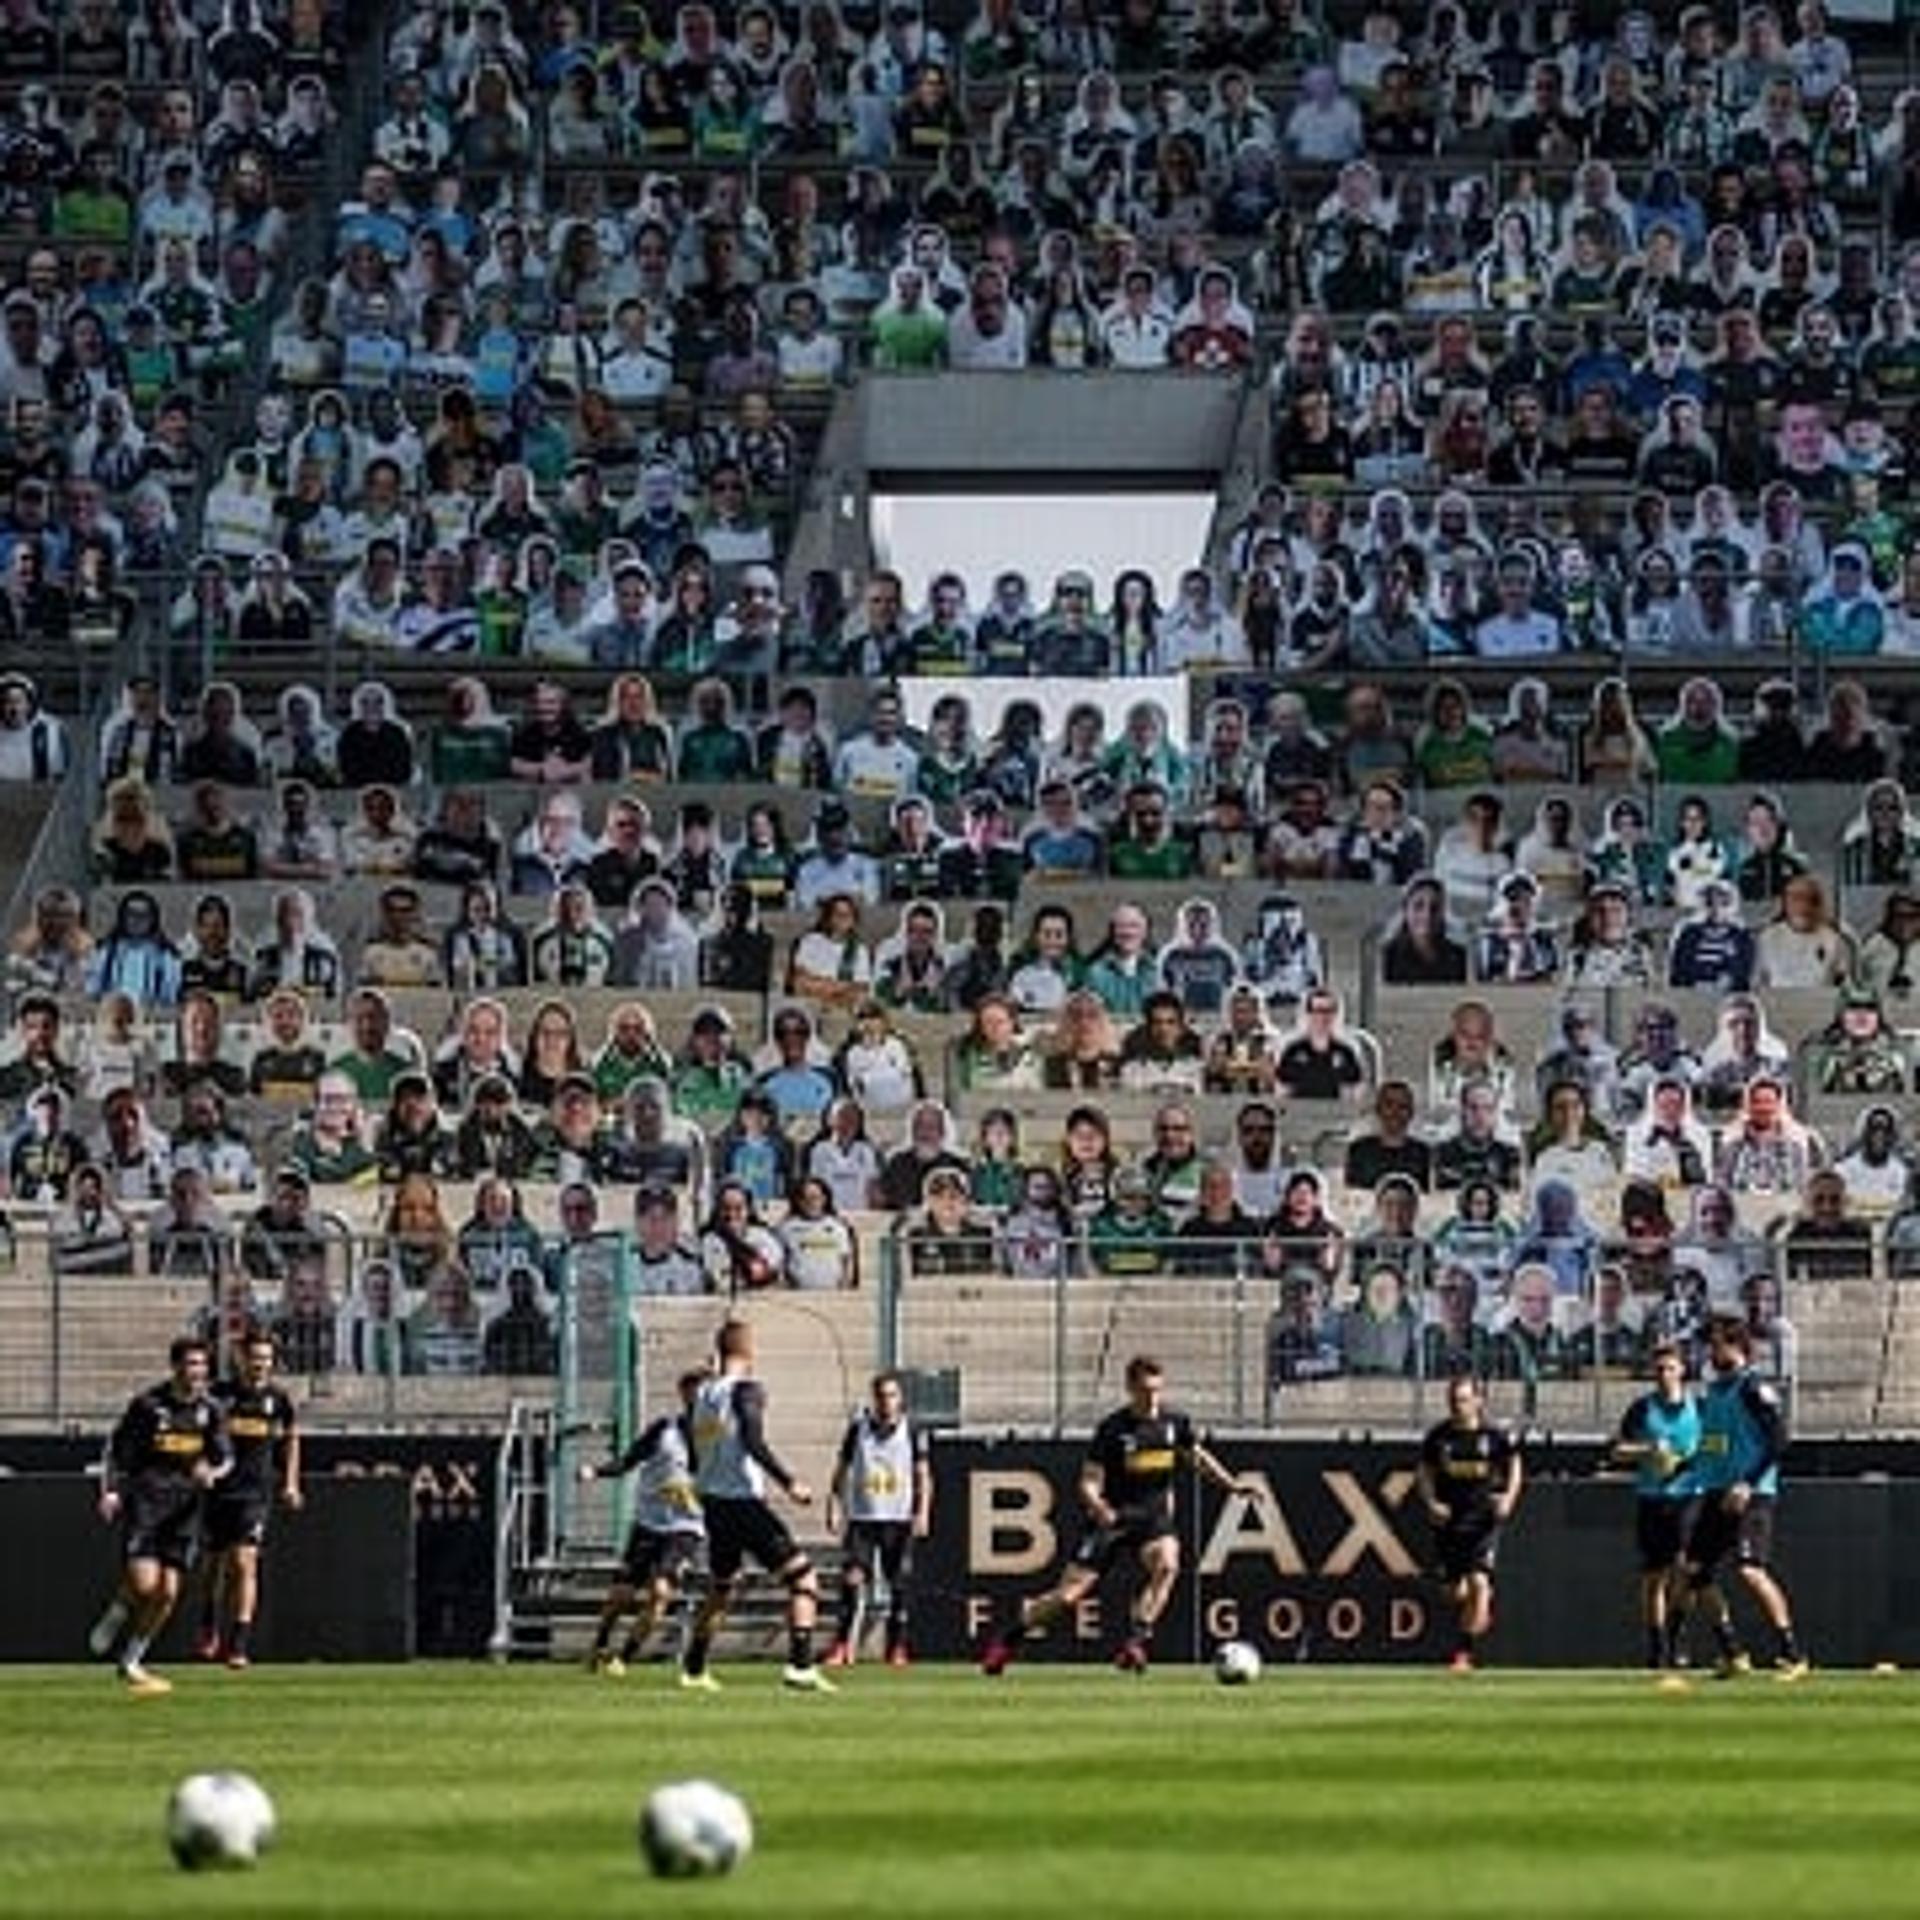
[[8, 0, 1920, 1519]]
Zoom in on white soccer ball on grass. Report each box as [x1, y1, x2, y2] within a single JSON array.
[[166, 1771, 277, 1870], [1214, 1640, 1264, 1687], [640, 1779, 755, 1878]]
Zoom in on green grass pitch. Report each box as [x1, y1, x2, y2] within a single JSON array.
[[5, 1664, 1920, 1918]]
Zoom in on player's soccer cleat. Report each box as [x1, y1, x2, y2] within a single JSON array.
[[1112, 1639, 1150, 1675], [120, 1664, 173, 1697], [1447, 1650, 1476, 1674], [1773, 1658, 1811, 1684], [1713, 1651, 1754, 1680], [224, 1651, 251, 1672], [780, 1665, 838, 1693], [593, 1653, 627, 1678], [193, 1625, 222, 1663], [979, 1637, 1016, 1677], [1654, 1673, 1693, 1694], [86, 1603, 126, 1659], [677, 1669, 722, 1693], [821, 1640, 854, 1669], [886, 1644, 912, 1670]]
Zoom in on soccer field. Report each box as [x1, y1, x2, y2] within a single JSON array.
[[6, 1664, 1919, 1919]]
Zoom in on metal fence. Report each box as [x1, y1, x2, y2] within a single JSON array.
[[0, 1225, 637, 1432], [877, 1232, 1908, 1437]]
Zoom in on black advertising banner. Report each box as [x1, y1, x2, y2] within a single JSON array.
[[923, 1436, 1920, 1668], [0, 1432, 499, 1658], [0, 1477, 413, 1661], [924, 1437, 1448, 1665]]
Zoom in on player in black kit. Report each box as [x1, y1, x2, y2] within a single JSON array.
[[1417, 1375, 1524, 1672], [197, 1332, 301, 1669], [88, 1336, 230, 1695], [980, 1354, 1253, 1675]]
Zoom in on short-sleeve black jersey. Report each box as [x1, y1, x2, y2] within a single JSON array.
[[110, 1380, 229, 1492], [211, 1379, 297, 1499], [1419, 1419, 1517, 1523], [1087, 1404, 1197, 1527]]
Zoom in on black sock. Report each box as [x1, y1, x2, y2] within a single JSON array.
[[1712, 1615, 1739, 1658], [789, 1625, 813, 1670], [886, 1609, 908, 1655], [1453, 1630, 1474, 1659], [1777, 1624, 1802, 1663], [227, 1620, 251, 1658], [1127, 1617, 1152, 1652], [619, 1635, 641, 1663], [1646, 1625, 1667, 1670], [684, 1632, 711, 1678], [835, 1585, 859, 1642], [593, 1617, 614, 1653]]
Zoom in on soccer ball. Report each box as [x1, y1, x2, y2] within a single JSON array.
[[639, 1780, 754, 1878], [1214, 1640, 1263, 1687], [166, 1772, 277, 1870]]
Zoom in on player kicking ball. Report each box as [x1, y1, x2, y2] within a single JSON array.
[[980, 1354, 1254, 1677], [1418, 1375, 1523, 1673], [1610, 1342, 1699, 1677], [680, 1320, 834, 1694], [580, 1369, 707, 1675], [1672, 1317, 1808, 1683], [89, 1337, 230, 1696]]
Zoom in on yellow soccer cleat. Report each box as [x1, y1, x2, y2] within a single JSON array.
[[121, 1665, 173, 1698], [781, 1665, 838, 1694], [1773, 1658, 1811, 1685], [678, 1670, 722, 1693]]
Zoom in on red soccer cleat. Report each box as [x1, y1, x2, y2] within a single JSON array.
[[979, 1637, 1015, 1677], [1448, 1650, 1476, 1674], [886, 1644, 911, 1670], [1112, 1639, 1150, 1675], [193, 1627, 222, 1664], [821, 1641, 854, 1670]]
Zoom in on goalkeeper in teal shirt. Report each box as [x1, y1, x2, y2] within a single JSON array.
[[1673, 1318, 1808, 1681], [1612, 1343, 1702, 1672]]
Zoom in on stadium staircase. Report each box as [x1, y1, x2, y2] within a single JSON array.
[[492, 1292, 876, 1661]]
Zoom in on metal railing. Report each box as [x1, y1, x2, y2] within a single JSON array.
[[876, 1229, 1908, 1437]]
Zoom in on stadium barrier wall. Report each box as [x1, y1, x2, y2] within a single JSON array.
[[920, 1437, 1920, 1669], [0, 1475, 413, 1662], [0, 1433, 496, 1657]]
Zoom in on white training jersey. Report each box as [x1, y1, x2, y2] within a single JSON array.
[[838, 1409, 924, 1524], [630, 1413, 705, 1537], [691, 1373, 769, 1501]]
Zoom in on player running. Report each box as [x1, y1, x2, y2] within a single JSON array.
[[1673, 1317, 1808, 1682], [580, 1368, 707, 1675], [1417, 1374, 1523, 1673], [88, 1336, 230, 1696], [679, 1319, 834, 1694], [824, 1371, 931, 1670], [1611, 1342, 1699, 1674], [197, 1331, 301, 1670], [979, 1354, 1253, 1677]]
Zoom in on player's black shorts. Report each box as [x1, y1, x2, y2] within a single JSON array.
[[1070, 1507, 1177, 1577], [1434, 1514, 1501, 1583], [202, 1492, 273, 1553], [843, 1518, 913, 1580], [703, 1498, 799, 1583], [1635, 1496, 1695, 1573], [122, 1486, 203, 1572], [620, 1524, 701, 1587], [1686, 1492, 1776, 1575]]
